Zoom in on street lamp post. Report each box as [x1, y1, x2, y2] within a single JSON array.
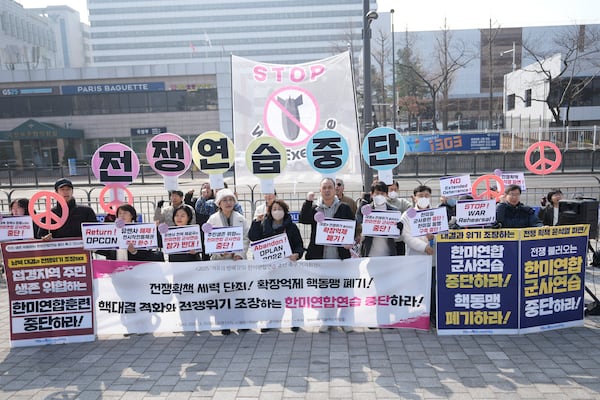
[[391, 9, 396, 131], [362, 0, 378, 191]]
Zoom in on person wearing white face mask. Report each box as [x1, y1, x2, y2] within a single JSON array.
[[387, 181, 412, 212], [356, 182, 402, 257], [400, 185, 435, 256]]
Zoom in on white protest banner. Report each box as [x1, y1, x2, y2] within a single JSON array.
[[0, 216, 34, 241], [251, 233, 292, 261], [82, 223, 119, 250], [361, 211, 401, 237], [231, 52, 361, 185], [93, 255, 432, 334], [161, 225, 202, 255], [440, 174, 471, 197], [204, 226, 244, 254], [455, 199, 497, 227], [409, 207, 450, 236], [118, 223, 157, 249], [500, 171, 526, 191], [315, 218, 356, 246]]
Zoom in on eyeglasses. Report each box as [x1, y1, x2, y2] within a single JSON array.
[[336, 183, 343, 187]]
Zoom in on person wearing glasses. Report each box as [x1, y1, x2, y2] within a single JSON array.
[[335, 178, 357, 216], [496, 184, 542, 228]]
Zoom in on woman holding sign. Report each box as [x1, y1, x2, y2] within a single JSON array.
[[206, 189, 249, 261], [248, 199, 304, 261], [168, 205, 201, 262], [248, 199, 304, 333], [98, 205, 164, 261]]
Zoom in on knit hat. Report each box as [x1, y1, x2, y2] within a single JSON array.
[[215, 188, 236, 207]]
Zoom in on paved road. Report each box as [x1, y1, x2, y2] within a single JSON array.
[[1, 266, 600, 399]]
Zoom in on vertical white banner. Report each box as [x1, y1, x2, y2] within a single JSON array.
[[231, 52, 361, 184]]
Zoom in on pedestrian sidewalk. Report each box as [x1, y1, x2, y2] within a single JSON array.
[[1, 268, 600, 400]]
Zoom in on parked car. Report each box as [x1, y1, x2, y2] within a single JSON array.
[[404, 121, 437, 132], [447, 119, 476, 130]]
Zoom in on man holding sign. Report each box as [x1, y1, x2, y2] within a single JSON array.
[[299, 178, 355, 260]]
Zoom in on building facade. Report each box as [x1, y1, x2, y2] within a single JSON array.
[[88, 0, 375, 66], [0, 62, 229, 167]]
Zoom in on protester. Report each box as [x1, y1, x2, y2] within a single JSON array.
[[400, 185, 435, 256], [205, 188, 249, 335], [356, 181, 401, 257], [195, 183, 243, 226], [496, 184, 542, 228], [335, 178, 357, 216], [9, 198, 29, 216], [168, 205, 201, 262], [386, 180, 411, 255], [99, 204, 164, 261], [248, 198, 304, 332], [38, 178, 97, 240], [253, 191, 277, 221], [154, 190, 195, 226], [387, 181, 412, 212], [299, 177, 355, 333], [439, 196, 457, 224], [538, 188, 563, 226]]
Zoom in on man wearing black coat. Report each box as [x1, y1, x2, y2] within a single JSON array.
[[38, 178, 97, 240]]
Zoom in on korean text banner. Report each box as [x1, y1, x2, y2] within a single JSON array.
[[94, 256, 432, 334], [231, 52, 361, 184], [436, 226, 587, 335], [1, 239, 95, 348]]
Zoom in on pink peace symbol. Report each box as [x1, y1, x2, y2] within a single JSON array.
[[29, 191, 69, 231], [524, 141, 562, 175], [471, 174, 504, 201], [99, 184, 134, 214]]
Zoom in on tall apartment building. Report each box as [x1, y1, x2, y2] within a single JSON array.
[[88, 0, 376, 66]]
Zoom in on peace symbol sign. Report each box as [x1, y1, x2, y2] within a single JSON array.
[[99, 184, 134, 214], [29, 191, 69, 231], [471, 174, 505, 201], [524, 141, 562, 175]]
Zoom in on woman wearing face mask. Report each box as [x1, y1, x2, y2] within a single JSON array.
[[356, 182, 402, 257], [400, 185, 435, 256], [248, 199, 304, 262], [248, 199, 304, 333]]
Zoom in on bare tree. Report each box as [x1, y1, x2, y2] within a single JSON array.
[[371, 27, 391, 127], [522, 24, 600, 126], [399, 20, 472, 130], [396, 30, 428, 128]]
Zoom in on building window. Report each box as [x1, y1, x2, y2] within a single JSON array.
[[507, 94, 515, 111], [525, 89, 532, 107]]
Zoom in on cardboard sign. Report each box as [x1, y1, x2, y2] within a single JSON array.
[[204, 226, 244, 254], [408, 207, 449, 237], [440, 175, 472, 197], [455, 199, 497, 227], [315, 218, 355, 246], [361, 211, 401, 237], [251, 233, 292, 261], [0, 216, 34, 241], [82, 223, 119, 250], [161, 225, 202, 254], [118, 223, 158, 249]]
